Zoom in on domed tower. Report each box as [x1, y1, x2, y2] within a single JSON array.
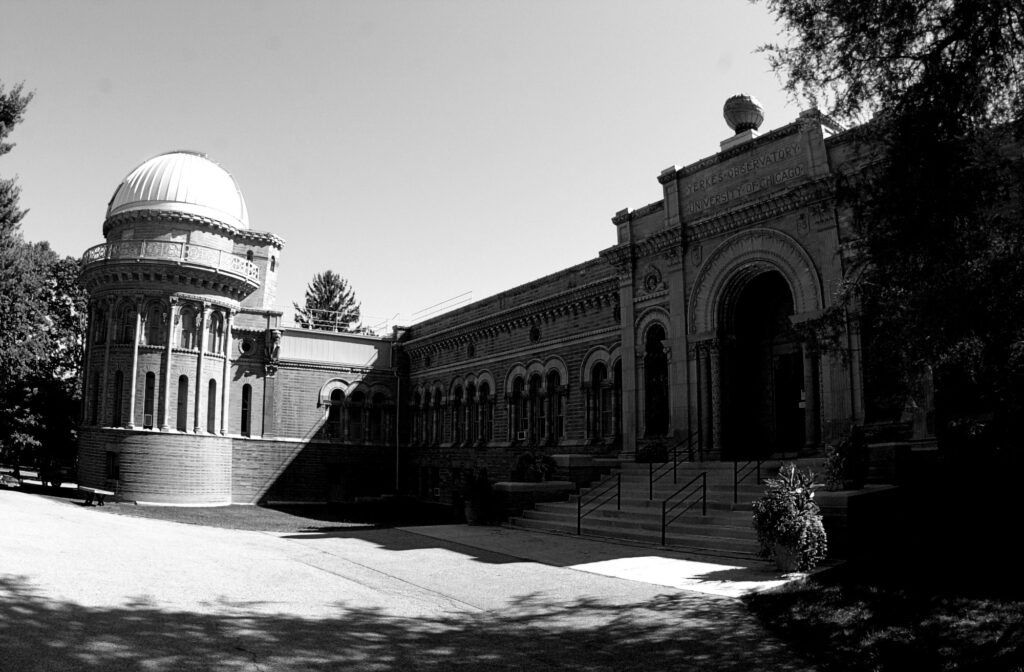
[[78, 151, 284, 505]]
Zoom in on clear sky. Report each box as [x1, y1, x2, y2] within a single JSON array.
[[2, 0, 798, 332]]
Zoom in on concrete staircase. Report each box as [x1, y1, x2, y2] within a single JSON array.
[[509, 458, 825, 559]]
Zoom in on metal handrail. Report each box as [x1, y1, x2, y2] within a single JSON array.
[[648, 431, 699, 500], [733, 459, 763, 504], [660, 471, 706, 545], [81, 239, 261, 282], [576, 473, 621, 535]]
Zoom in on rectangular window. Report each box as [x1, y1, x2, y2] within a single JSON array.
[[105, 451, 120, 481]]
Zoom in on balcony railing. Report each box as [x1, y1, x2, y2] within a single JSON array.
[[81, 240, 260, 282]]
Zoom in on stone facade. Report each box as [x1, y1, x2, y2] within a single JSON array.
[[79, 106, 884, 507]]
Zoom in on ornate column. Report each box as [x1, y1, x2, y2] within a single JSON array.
[[583, 383, 593, 441], [82, 302, 96, 423], [194, 303, 208, 433], [125, 296, 143, 429], [803, 342, 820, 450], [709, 339, 722, 457], [161, 299, 177, 431], [220, 309, 234, 435], [99, 297, 116, 425]]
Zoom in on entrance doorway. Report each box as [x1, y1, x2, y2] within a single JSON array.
[[723, 271, 805, 459]]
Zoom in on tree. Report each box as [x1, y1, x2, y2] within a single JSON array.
[[758, 1, 1024, 448], [0, 81, 87, 467], [293, 270, 361, 332]]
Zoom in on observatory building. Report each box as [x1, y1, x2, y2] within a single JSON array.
[[77, 99, 917, 509]]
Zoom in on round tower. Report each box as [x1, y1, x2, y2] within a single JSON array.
[[78, 151, 283, 505]]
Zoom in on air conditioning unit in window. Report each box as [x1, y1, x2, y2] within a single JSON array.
[[516, 430, 528, 441], [143, 414, 153, 428], [432, 488, 441, 498]]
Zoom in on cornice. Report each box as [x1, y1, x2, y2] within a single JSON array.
[[684, 177, 835, 244], [659, 121, 802, 184], [403, 278, 618, 356], [408, 326, 621, 377], [611, 199, 665, 225], [102, 209, 286, 248]]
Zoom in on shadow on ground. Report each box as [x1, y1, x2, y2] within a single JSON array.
[[0, 574, 814, 672]]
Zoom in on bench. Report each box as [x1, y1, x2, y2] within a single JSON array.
[[79, 486, 115, 506]]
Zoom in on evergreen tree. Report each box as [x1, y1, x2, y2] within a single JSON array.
[[293, 270, 361, 332], [759, 1, 1024, 446]]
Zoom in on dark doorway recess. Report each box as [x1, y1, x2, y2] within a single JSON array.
[[723, 271, 804, 459]]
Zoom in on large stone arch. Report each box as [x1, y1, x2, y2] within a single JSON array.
[[688, 228, 823, 335]]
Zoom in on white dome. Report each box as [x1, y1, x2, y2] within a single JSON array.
[[106, 151, 249, 229]]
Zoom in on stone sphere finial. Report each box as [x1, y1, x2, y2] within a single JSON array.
[[723, 94, 765, 134]]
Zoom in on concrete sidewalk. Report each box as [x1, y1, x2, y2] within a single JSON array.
[[399, 524, 805, 598], [1, 490, 819, 671]]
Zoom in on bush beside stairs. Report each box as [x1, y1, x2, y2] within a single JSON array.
[[508, 458, 825, 560]]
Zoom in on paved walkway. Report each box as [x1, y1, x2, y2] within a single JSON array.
[[0, 489, 817, 671]]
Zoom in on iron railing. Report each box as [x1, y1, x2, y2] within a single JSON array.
[[661, 471, 706, 545], [81, 240, 260, 282], [647, 431, 699, 500], [576, 472, 620, 535], [733, 459, 764, 504]]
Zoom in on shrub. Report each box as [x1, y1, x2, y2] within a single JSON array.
[[752, 464, 828, 571], [511, 451, 558, 482]]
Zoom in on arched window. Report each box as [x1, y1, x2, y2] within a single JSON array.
[[176, 376, 189, 431], [207, 311, 224, 353], [510, 377, 527, 442], [644, 324, 670, 436], [241, 384, 252, 437], [117, 305, 135, 344], [143, 304, 164, 346], [143, 372, 156, 429], [327, 389, 343, 439], [89, 372, 100, 425], [432, 390, 443, 444], [347, 392, 365, 442], [179, 308, 196, 349], [528, 374, 543, 444], [111, 370, 124, 427], [207, 379, 217, 434], [466, 383, 477, 443], [451, 385, 463, 443], [479, 382, 492, 442], [370, 393, 386, 443], [270, 256, 276, 272], [546, 370, 564, 442], [246, 250, 254, 263], [93, 307, 108, 344]]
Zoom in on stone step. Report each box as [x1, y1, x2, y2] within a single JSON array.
[[519, 507, 757, 540], [507, 516, 760, 558], [534, 501, 754, 526]]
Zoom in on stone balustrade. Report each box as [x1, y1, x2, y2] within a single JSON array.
[[81, 240, 260, 282]]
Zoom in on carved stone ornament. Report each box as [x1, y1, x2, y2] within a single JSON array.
[[264, 329, 282, 376], [642, 265, 663, 293]]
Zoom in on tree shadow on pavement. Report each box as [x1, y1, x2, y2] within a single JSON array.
[[0, 574, 815, 672]]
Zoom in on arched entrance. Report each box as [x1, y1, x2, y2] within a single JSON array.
[[722, 271, 805, 459]]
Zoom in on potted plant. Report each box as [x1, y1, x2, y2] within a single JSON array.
[[751, 463, 828, 572], [462, 470, 492, 525]]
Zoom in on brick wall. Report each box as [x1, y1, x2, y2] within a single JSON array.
[[231, 438, 391, 504], [79, 427, 232, 505]]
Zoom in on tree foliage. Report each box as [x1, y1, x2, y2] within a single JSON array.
[[0, 81, 87, 466], [759, 1, 1024, 444], [293, 270, 361, 332]]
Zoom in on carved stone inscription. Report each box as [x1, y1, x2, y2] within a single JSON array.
[[682, 141, 806, 217]]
